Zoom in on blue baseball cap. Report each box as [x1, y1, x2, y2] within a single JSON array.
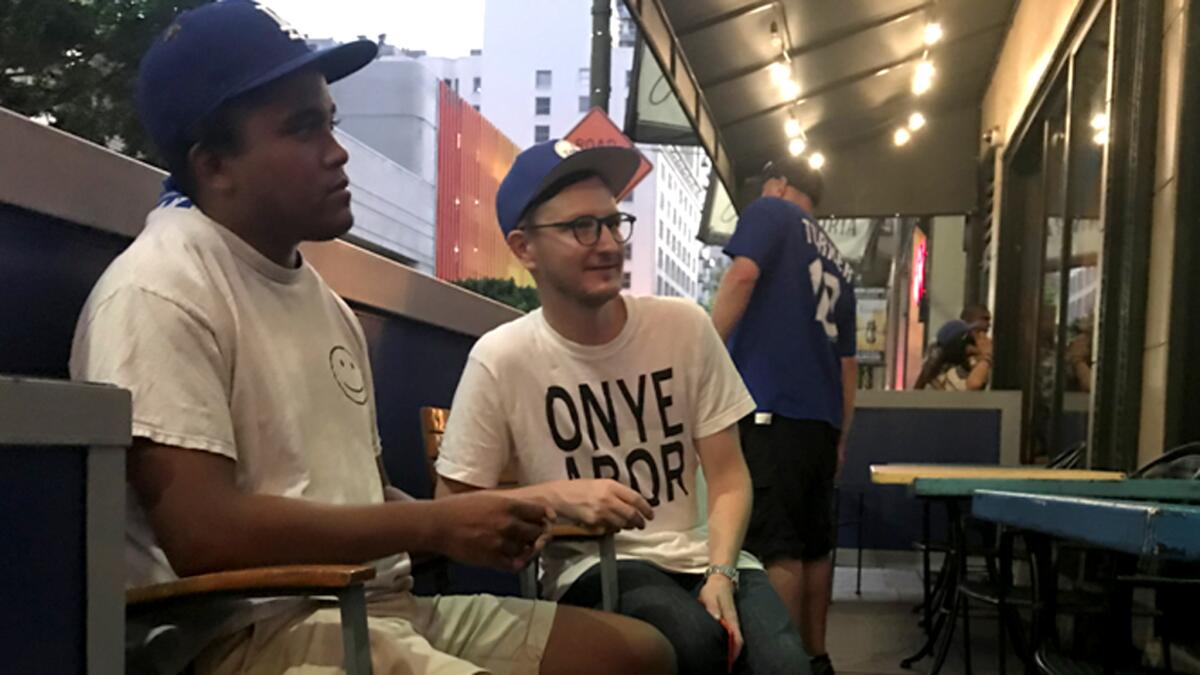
[[496, 139, 643, 235], [137, 0, 378, 157], [936, 320, 983, 347]]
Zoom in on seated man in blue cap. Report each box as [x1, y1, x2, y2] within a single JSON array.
[[436, 139, 810, 674], [70, 2, 675, 673]]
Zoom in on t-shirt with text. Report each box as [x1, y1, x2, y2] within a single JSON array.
[[436, 295, 759, 598]]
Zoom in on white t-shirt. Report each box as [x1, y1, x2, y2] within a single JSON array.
[[436, 294, 759, 598], [70, 198, 410, 593]]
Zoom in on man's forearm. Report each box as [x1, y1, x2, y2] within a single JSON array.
[[157, 495, 444, 577], [841, 356, 858, 438], [711, 276, 754, 342], [706, 480, 752, 568]]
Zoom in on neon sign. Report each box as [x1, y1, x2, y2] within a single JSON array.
[[911, 235, 927, 304]]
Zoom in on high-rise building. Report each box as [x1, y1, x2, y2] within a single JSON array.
[[480, 0, 709, 301]]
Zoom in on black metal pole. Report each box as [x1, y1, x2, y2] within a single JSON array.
[[589, 0, 612, 112]]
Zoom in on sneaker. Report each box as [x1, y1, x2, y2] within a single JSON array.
[[810, 654, 835, 675]]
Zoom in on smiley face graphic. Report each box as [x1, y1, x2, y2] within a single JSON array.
[[329, 346, 368, 405]]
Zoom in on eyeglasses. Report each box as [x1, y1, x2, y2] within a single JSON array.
[[522, 212, 636, 247]]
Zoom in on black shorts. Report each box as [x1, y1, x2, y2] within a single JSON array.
[[740, 414, 839, 563]]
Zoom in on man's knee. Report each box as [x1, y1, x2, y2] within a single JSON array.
[[621, 621, 677, 675]]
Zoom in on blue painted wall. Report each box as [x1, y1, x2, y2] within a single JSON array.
[[839, 407, 1002, 550]]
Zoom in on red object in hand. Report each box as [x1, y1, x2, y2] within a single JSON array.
[[720, 618, 736, 673]]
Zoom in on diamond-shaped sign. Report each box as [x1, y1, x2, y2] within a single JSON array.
[[564, 108, 653, 200]]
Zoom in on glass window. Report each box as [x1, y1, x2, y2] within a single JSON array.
[[622, 272, 631, 289], [473, 77, 482, 93], [578, 67, 590, 85], [534, 125, 550, 143], [624, 243, 633, 260], [535, 97, 551, 115], [579, 96, 590, 113], [623, 189, 634, 203], [536, 69, 552, 89], [619, 17, 636, 47]]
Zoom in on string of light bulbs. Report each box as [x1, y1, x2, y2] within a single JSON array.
[[894, 17, 943, 147], [768, 19, 826, 170]]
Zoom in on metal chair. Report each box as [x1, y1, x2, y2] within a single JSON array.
[[419, 406, 619, 611]]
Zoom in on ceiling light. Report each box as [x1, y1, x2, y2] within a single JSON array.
[[1090, 112, 1109, 130], [1092, 129, 1108, 146], [789, 136, 807, 156], [908, 111, 926, 131], [916, 60, 935, 81], [923, 22, 944, 46], [784, 117, 802, 138], [808, 152, 826, 170], [912, 61, 935, 95], [770, 21, 784, 49], [780, 78, 801, 100], [768, 59, 790, 84], [894, 127, 911, 146]]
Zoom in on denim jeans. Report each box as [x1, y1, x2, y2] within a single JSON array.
[[559, 560, 811, 675]]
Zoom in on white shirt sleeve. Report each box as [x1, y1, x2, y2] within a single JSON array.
[[435, 355, 512, 488], [70, 286, 236, 458], [691, 309, 758, 439]]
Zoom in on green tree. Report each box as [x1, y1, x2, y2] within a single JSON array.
[[453, 278, 540, 313], [0, 0, 205, 162]]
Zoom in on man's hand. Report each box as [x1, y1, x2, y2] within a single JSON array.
[[970, 333, 994, 360], [552, 479, 654, 530], [698, 575, 743, 663], [430, 491, 553, 572]]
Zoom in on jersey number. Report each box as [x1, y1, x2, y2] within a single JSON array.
[[809, 259, 841, 340]]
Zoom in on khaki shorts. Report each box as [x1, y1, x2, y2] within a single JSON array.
[[195, 592, 557, 675]]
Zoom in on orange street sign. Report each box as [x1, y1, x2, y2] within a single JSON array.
[[564, 107, 653, 200]]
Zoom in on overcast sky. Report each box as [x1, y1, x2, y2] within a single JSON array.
[[259, 0, 486, 57]]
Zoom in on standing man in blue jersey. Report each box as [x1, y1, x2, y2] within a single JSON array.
[[711, 156, 857, 675]]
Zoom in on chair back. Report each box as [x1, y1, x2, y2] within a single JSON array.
[[1132, 441, 1200, 480], [419, 406, 518, 489]]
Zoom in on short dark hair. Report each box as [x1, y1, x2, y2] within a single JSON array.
[[961, 304, 991, 323], [159, 80, 285, 198], [761, 157, 823, 206]]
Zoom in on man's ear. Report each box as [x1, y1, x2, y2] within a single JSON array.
[[506, 228, 538, 273], [761, 176, 786, 198], [188, 144, 236, 196]]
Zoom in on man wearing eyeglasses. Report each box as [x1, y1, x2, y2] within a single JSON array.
[[436, 139, 809, 674]]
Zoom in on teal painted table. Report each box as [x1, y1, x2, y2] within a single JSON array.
[[972, 490, 1200, 560], [914, 477, 1200, 502]]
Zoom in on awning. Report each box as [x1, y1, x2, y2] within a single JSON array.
[[624, 0, 1016, 243]]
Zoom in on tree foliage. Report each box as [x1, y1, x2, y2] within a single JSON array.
[[453, 278, 540, 313], [0, 0, 206, 161]]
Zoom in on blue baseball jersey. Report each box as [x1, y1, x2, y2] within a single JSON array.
[[723, 197, 857, 428]]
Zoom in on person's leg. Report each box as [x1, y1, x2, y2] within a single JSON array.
[[726, 569, 810, 675], [764, 558, 805, 633], [394, 591, 675, 675], [798, 556, 834, 658], [561, 560, 727, 675]]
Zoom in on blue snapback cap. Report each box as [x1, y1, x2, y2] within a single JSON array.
[[496, 139, 643, 235], [936, 319, 982, 347], [136, 0, 378, 156]]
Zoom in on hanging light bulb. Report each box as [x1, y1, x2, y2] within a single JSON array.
[[784, 116, 802, 138], [768, 58, 791, 84], [923, 22, 944, 46], [912, 60, 935, 95], [789, 136, 807, 156], [908, 111, 927, 131], [894, 127, 912, 146], [1092, 129, 1108, 145], [808, 152, 826, 170], [780, 78, 801, 101], [769, 21, 784, 50], [1090, 112, 1109, 131]]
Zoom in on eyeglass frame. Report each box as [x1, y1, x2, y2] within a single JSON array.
[[520, 212, 636, 247]]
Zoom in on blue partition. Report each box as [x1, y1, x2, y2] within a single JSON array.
[[837, 392, 1017, 551]]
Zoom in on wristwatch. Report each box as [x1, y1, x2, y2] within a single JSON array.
[[704, 564, 740, 588]]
